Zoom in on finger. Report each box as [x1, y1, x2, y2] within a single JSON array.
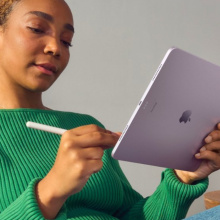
[[64, 124, 114, 137], [200, 141, 220, 152], [77, 159, 104, 178], [73, 132, 120, 149], [195, 150, 220, 169], [87, 159, 104, 175], [204, 130, 220, 144], [115, 132, 122, 136], [82, 147, 104, 160]]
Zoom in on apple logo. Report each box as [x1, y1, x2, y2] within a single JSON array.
[[179, 110, 192, 123]]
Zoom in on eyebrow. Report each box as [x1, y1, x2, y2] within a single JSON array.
[[25, 11, 75, 33]]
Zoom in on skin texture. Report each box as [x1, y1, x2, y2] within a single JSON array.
[[0, 0, 74, 109]]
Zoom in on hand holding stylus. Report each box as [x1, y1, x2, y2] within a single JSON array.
[[26, 121, 121, 218]]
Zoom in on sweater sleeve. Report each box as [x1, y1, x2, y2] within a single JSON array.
[[0, 178, 67, 220], [108, 150, 209, 220]]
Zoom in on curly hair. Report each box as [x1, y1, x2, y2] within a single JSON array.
[[0, 0, 21, 28]]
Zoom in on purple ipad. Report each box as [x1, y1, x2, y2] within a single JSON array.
[[112, 47, 220, 171]]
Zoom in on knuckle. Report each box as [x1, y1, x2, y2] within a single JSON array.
[[62, 139, 77, 151], [90, 124, 101, 132], [71, 150, 81, 161], [62, 130, 72, 140], [95, 132, 105, 141], [76, 161, 87, 177], [62, 140, 73, 150]]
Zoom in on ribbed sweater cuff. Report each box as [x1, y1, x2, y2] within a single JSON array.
[[162, 168, 209, 203], [159, 168, 209, 218], [139, 168, 209, 220], [0, 178, 67, 220]]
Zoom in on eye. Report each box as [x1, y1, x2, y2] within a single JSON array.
[[28, 27, 44, 34], [61, 40, 73, 48]]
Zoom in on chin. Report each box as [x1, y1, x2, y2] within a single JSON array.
[[25, 77, 56, 92], [23, 82, 53, 92]]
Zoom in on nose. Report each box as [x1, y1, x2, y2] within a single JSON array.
[[44, 37, 61, 58]]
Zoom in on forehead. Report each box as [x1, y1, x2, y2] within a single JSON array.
[[11, 0, 73, 25]]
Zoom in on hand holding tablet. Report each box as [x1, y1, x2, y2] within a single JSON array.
[[175, 123, 220, 184], [112, 47, 220, 172]]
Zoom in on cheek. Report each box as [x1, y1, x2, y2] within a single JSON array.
[[61, 50, 70, 71], [14, 32, 40, 57], [0, 28, 70, 75], [1, 31, 38, 69]]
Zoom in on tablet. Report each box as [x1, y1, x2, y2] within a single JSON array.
[[112, 47, 220, 171]]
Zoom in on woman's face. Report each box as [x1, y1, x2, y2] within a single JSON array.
[[0, 0, 74, 92]]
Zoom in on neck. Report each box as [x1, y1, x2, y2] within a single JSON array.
[[0, 83, 45, 110], [0, 104, 48, 110]]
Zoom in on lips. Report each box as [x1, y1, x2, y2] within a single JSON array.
[[35, 63, 57, 74]]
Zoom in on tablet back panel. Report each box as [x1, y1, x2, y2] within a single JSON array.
[[112, 48, 220, 171]]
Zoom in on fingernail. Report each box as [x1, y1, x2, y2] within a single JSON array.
[[205, 136, 212, 143], [200, 146, 206, 152], [195, 153, 200, 157]]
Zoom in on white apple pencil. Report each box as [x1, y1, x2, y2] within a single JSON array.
[[26, 121, 67, 135]]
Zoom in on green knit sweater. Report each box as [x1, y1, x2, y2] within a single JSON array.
[[0, 109, 208, 220]]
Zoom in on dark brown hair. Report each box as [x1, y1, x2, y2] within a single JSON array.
[[0, 0, 21, 28]]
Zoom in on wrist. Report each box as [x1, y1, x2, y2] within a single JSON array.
[[35, 177, 67, 219], [174, 169, 195, 185]]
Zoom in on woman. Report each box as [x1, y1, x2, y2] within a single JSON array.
[[0, 0, 219, 219]]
